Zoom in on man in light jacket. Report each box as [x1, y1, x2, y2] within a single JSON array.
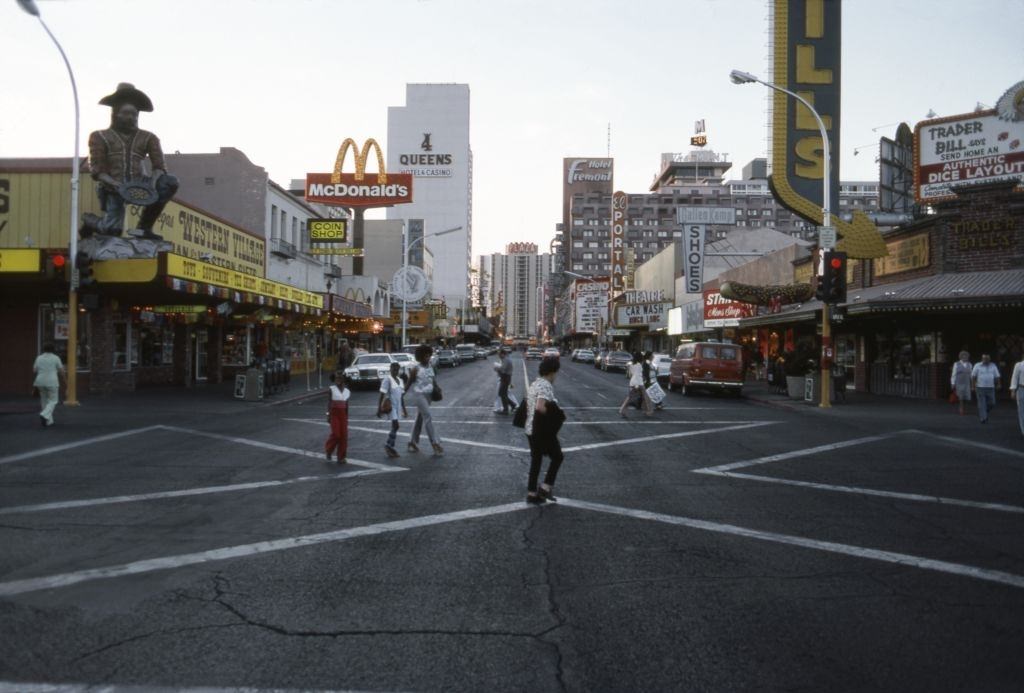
[[971, 353, 1001, 424]]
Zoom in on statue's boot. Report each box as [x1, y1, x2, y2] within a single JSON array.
[[79, 213, 100, 238]]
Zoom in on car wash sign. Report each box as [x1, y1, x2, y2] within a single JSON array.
[[615, 301, 673, 330]]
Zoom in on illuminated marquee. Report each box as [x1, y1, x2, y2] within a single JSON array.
[[610, 191, 627, 294], [305, 138, 413, 208], [768, 0, 842, 226]]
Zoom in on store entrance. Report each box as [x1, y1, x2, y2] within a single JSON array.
[[194, 329, 208, 382]]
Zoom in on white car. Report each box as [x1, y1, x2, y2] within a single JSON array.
[[543, 347, 561, 359], [576, 349, 595, 363], [651, 353, 672, 384], [344, 353, 399, 389]]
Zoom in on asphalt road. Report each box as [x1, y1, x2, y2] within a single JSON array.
[[1, 353, 1022, 692]]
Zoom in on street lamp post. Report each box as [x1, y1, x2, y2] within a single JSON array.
[[18, 0, 81, 405], [730, 69, 833, 408], [400, 225, 462, 348]]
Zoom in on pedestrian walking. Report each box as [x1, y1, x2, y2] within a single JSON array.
[[32, 342, 66, 428], [971, 353, 1001, 424], [619, 352, 653, 417], [407, 344, 444, 456], [950, 351, 973, 415], [378, 362, 409, 458], [642, 350, 664, 410], [324, 371, 350, 463], [494, 348, 515, 414], [1009, 354, 1024, 438], [525, 357, 567, 504]]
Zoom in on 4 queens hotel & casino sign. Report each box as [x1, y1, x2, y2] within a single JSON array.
[[306, 138, 413, 208]]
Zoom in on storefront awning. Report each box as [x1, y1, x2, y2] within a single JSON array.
[[739, 269, 1024, 328], [92, 252, 323, 315]]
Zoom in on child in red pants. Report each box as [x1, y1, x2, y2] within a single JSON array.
[[325, 371, 350, 463]]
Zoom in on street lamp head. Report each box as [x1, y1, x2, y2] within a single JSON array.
[[729, 69, 758, 85], [16, 0, 40, 16]]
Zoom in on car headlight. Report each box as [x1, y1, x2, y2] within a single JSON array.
[[377, 369, 388, 378], [345, 368, 358, 378]]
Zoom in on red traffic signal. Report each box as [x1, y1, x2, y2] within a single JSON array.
[[829, 257, 842, 270], [51, 254, 66, 268]]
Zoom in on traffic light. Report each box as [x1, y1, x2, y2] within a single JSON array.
[[45, 252, 69, 283], [816, 250, 848, 304], [76, 250, 96, 287]]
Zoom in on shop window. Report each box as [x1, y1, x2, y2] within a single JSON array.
[[38, 304, 90, 371], [135, 324, 175, 367], [113, 321, 132, 371], [222, 327, 251, 366]]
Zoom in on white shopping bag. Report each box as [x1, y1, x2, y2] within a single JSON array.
[[493, 380, 519, 412], [646, 381, 666, 405]]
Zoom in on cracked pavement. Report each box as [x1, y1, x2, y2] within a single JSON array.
[[1, 353, 1022, 690]]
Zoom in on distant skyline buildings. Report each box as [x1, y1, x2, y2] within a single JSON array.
[[489, 243, 552, 341]]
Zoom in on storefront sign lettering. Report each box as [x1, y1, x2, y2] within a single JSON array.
[[703, 290, 756, 328], [875, 235, 930, 276], [950, 217, 1016, 251], [615, 302, 672, 329], [165, 254, 322, 309]]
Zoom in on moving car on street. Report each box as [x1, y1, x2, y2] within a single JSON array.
[[576, 348, 595, 363], [543, 347, 560, 359], [455, 344, 478, 362], [525, 347, 543, 360], [344, 353, 396, 389], [602, 350, 633, 372], [668, 341, 744, 396], [593, 349, 608, 369], [436, 349, 460, 367]]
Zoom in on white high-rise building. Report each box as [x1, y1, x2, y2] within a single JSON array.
[[387, 84, 473, 314], [490, 243, 551, 342]]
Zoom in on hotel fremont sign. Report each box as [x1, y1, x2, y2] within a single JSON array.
[[306, 138, 413, 208]]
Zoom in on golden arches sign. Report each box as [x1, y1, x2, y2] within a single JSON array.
[[331, 138, 387, 184]]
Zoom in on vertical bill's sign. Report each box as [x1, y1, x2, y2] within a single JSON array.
[[768, 0, 841, 226], [611, 191, 627, 295], [681, 224, 706, 293]]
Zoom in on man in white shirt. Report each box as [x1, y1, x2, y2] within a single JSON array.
[[971, 353, 1001, 424], [33, 342, 66, 427], [1009, 355, 1024, 438]]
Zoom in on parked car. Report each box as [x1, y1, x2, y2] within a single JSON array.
[[593, 349, 608, 369], [570, 349, 580, 361], [525, 347, 543, 360], [668, 341, 744, 396], [344, 353, 395, 389], [650, 353, 672, 385], [577, 349, 595, 364], [455, 344, 477, 362], [436, 349, 460, 367], [543, 347, 560, 359], [402, 344, 438, 369], [475, 346, 488, 359], [602, 350, 633, 372]]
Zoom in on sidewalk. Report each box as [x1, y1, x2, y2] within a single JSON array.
[[0, 380, 326, 418], [742, 377, 1024, 446]]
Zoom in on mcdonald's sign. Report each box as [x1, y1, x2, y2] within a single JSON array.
[[305, 138, 413, 208]]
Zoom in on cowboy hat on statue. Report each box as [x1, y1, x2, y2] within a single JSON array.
[[81, 82, 178, 241]]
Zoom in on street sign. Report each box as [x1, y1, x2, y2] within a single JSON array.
[[677, 206, 736, 225], [680, 224, 706, 294], [818, 226, 837, 249]]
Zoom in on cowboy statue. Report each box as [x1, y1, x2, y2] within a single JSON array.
[[81, 83, 178, 241]]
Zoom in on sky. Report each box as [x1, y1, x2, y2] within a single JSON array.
[[2, 0, 1022, 257]]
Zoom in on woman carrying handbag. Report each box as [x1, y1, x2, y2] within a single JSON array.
[[406, 344, 444, 456]]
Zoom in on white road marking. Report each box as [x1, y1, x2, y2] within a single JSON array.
[[158, 425, 398, 471], [0, 426, 162, 466], [559, 498, 1024, 590], [0, 684, 347, 693], [696, 433, 900, 474], [695, 470, 1024, 514], [345, 419, 765, 426], [560, 422, 776, 453], [349, 425, 529, 453], [0, 502, 533, 597], [904, 429, 1024, 460], [0, 468, 404, 516]]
